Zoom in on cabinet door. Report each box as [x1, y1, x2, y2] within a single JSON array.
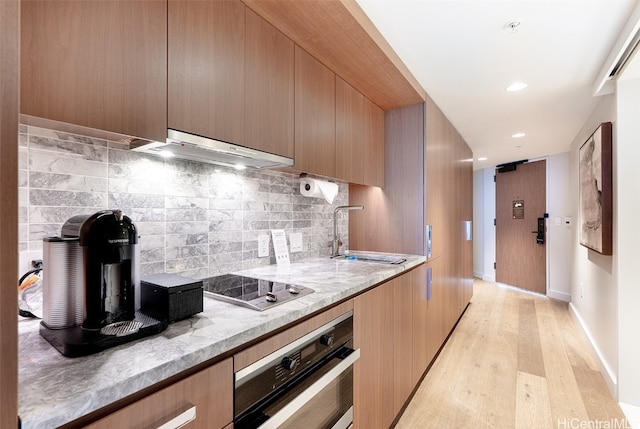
[[85, 358, 233, 429], [21, 0, 167, 142], [294, 46, 336, 177], [426, 255, 448, 359], [363, 98, 385, 188], [245, 9, 294, 158], [393, 273, 414, 415], [168, 0, 245, 145], [425, 97, 448, 260], [335, 77, 364, 184], [354, 280, 394, 428], [411, 264, 430, 384]]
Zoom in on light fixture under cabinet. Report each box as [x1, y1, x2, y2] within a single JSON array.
[[506, 82, 528, 92]]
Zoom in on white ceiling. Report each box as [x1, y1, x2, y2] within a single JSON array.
[[355, 0, 639, 170]]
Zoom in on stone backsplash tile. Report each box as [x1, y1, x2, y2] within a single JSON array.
[[19, 125, 349, 279]]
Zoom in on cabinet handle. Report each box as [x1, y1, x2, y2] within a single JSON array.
[[154, 405, 196, 429], [427, 267, 432, 301]]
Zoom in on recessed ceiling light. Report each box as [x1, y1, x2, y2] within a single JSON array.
[[477, 157, 488, 161], [506, 82, 528, 92], [503, 21, 521, 33], [512, 132, 526, 138]]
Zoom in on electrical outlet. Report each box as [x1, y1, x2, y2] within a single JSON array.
[[19, 250, 43, 276], [258, 235, 269, 258], [290, 233, 303, 253]]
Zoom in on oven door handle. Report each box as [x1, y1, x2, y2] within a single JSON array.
[[257, 348, 360, 429]]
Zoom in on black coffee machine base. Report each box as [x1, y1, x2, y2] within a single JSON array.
[[40, 312, 167, 358]]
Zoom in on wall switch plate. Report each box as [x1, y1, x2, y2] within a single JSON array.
[[290, 233, 303, 253], [564, 216, 572, 227], [258, 235, 270, 258], [555, 217, 561, 226]]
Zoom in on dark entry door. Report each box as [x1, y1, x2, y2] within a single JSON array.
[[495, 160, 546, 294]]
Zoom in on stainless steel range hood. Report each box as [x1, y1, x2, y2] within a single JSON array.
[[130, 129, 294, 169]]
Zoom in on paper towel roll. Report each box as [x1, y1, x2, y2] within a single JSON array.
[[300, 178, 339, 204]]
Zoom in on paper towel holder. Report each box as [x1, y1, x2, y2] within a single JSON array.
[[299, 173, 337, 191]]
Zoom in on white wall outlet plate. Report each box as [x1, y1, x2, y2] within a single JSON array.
[[19, 250, 43, 276], [258, 234, 270, 258], [290, 233, 303, 253]]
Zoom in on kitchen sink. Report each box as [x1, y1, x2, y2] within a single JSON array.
[[332, 253, 406, 264]]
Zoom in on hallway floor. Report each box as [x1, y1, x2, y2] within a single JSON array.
[[396, 279, 630, 429]]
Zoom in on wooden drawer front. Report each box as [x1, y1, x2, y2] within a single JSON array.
[[234, 300, 354, 372], [85, 358, 233, 429]]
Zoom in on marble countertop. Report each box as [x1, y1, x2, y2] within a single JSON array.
[[18, 252, 425, 429]]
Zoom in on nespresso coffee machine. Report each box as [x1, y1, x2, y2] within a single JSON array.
[[40, 210, 166, 357]]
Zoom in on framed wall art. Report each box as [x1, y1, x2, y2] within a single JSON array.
[[579, 122, 612, 255]]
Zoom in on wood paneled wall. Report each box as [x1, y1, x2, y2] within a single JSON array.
[[350, 97, 473, 363], [425, 95, 473, 323], [425, 97, 473, 326], [0, 0, 19, 426], [350, 103, 424, 254]]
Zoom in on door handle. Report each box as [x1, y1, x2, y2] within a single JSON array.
[[532, 217, 545, 244]]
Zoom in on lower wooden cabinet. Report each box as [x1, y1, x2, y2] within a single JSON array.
[[393, 274, 414, 416], [84, 358, 233, 429], [353, 269, 420, 427], [354, 264, 470, 427], [411, 264, 431, 385], [353, 276, 395, 429]]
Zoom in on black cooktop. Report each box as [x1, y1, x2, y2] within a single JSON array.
[[202, 274, 314, 311]]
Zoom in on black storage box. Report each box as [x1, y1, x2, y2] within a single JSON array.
[[141, 274, 203, 323]]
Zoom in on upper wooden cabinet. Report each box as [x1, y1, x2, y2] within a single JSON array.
[[363, 98, 385, 188], [294, 45, 336, 178], [169, 1, 295, 158], [20, 0, 167, 142], [245, 8, 295, 158], [334, 77, 385, 186], [168, 0, 245, 145], [336, 77, 364, 184]]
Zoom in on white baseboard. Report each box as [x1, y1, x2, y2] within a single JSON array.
[[620, 402, 640, 428], [473, 270, 484, 279], [547, 289, 571, 302], [568, 303, 618, 399], [482, 274, 495, 282]]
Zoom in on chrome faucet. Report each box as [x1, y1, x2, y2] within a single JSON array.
[[332, 205, 364, 257]]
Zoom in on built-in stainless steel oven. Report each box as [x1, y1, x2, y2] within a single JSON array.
[[234, 310, 359, 429]]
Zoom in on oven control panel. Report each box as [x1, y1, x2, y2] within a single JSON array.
[[234, 313, 353, 422]]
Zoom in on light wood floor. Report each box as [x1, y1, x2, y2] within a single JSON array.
[[396, 279, 630, 429]]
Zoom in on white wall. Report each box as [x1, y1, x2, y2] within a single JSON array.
[[547, 152, 572, 301], [473, 153, 572, 297], [568, 94, 618, 395], [616, 76, 640, 407], [473, 169, 485, 278], [473, 168, 496, 282]]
